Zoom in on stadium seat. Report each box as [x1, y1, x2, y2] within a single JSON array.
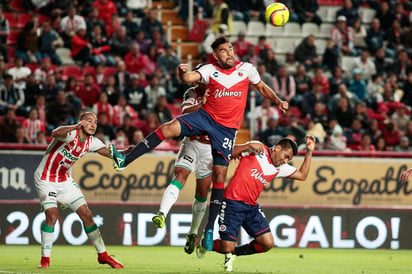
[[317, 6, 329, 22], [3, 13, 17, 29], [325, 6, 340, 23], [314, 39, 327, 55], [62, 65, 82, 81], [341, 56, 356, 77], [26, 63, 39, 73], [282, 22, 301, 37], [265, 24, 284, 37], [82, 66, 95, 77], [56, 47, 75, 65], [273, 38, 299, 54], [319, 23, 334, 38], [246, 21, 266, 37], [17, 14, 32, 29], [302, 23, 319, 37], [10, 0, 24, 13], [231, 21, 247, 36], [103, 66, 118, 77], [360, 8, 376, 24], [38, 14, 51, 25], [6, 30, 19, 45]]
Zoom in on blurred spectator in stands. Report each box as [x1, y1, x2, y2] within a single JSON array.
[[365, 19, 388, 56], [383, 121, 401, 150], [322, 39, 339, 72], [344, 118, 364, 149], [60, 6, 87, 47], [257, 117, 285, 147], [386, 19, 404, 55], [209, 0, 233, 34], [94, 63, 105, 86], [8, 57, 31, 91], [329, 66, 349, 96], [394, 2, 410, 30], [134, 29, 151, 55], [331, 16, 356, 56], [392, 50, 411, 82], [309, 101, 329, 129], [38, 21, 63, 65], [124, 42, 146, 75], [93, 92, 114, 125], [375, 1, 395, 34], [145, 74, 166, 110], [157, 44, 180, 78], [356, 133, 375, 151], [139, 111, 161, 137], [333, 96, 355, 129], [131, 129, 144, 144], [404, 121, 412, 141], [126, 73, 147, 115], [150, 27, 166, 52], [284, 114, 306, 145], [122, 11, 140, 39], [34, 58, 54, 84], [241, 44, 259, 67], [255, 35, 270, 60], [35, 131, 47, 145], [249, 97, 280, 132], [292, 0, 321, 25], [140, 8, 164, 40], [24, 73, 43, 108], [336, 0, 359, 27], [102, 74, 118, 105], [113, 95, 138, 127], [54, 68, 65, 87], [71, 28, 94, 65], [22, 107, 46, 143], [364, 118, 382, 144], [294, 35, 321, 70], [0, 74, 25, 115], [402, 71, 412, 107], [394, 136, 411, 152], [86, 6, 106, 38], [375, 136, 388, 151], [353, 50, 376, 82], [111, 127, 130, 150], [349, 68, 367, 101], [144, 44, 159, 77], [350, 18, 367, 52], [233, 31, 250, 59], [312, 67, 330, 96], [120, 114, 136, 143], [43, 74, 61, 103], [229, 0, 265, 24], [63, 76, 82, 113], [15, 21, 40, 64], [114, 60, 130, 94], [90, 25, 115, 66], [152, 95, 172, 124], [92, 0, 117, 25], [14, 127, 30, 144], [302, 83, 328, 117], [257, 63, 273, 89], [77, 73, 101, 108], [328, 83, 360, 112], [373, 47, 390, 77], [105, 12, 120, 39], [366, 74, 383, 108], [284, 52, 298, 73], [391, 103, 410, 134], [382, 78, 401, 105], [0, 107, 19, 141], [273, 65, 296, 104], [111, 26, 133, 58], [202, 24, 228, 61], [306, 120, 326, 146], [294, 64, 312, 103], [34, 95, 46, 125], [96, 111, 115, 141], [0, 7, 9, 62], [327, 118, 348, 151], [353, 101, 369, 129], [46, 90, 76, 130]]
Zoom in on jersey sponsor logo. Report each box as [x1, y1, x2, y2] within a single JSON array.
[[76, 146, 81, 153], [214, 88, 242, 98], [213, 71, 219, 78], [250, 168, 270, 185], [48, 191, 57, 197], [183, 155, 194, 163], [61, 148, 79, 162]]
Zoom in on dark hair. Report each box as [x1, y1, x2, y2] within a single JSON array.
[[275, 137, 298, 156], [211, 36, 230, 51]]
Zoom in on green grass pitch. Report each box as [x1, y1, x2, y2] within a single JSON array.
[[0, 245, 411, 273]]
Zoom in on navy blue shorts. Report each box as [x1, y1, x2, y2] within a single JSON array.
[[177, 109, 237, 166], [218, 199, 271, 242]]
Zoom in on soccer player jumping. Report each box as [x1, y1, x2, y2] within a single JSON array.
[[109, 36, 288, 251], [212, 136, 316, 271], [34, 112, 123, 269]]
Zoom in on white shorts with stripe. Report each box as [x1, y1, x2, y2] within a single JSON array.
[[175, 137, 212, 179], [34, 172, 87, 212]]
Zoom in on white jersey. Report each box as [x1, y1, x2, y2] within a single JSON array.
[[35, 130, 105, 183]]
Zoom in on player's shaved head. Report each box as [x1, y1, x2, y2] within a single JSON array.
[[79, 112, 97, 121]]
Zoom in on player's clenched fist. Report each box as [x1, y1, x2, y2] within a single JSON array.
[[178, 63, 189, 74], [305, 135, 316, 152]]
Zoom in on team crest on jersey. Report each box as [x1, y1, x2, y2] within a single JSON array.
[[76, 146, 81, 153], [219, 224, 227, 232], [238, 72, 243, 77]]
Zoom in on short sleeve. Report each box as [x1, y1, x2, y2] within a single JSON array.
[[277, 164, 297, 178], [197, 64, 214, 85], [55, 130, 76, 142], [89, 136, 106, 152], [247, 64, 261, 85]]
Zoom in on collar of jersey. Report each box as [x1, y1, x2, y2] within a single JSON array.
[[214, 61, 243, 75]]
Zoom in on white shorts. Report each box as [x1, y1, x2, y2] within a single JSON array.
[[175, 137, 213, 179], [34, 173, 87, 212]]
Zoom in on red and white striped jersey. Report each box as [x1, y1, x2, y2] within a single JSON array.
[[22, 118, 46, 142], [197, 61, 260, 129], [224, 146, 296, 205], [35, 130, 105, 183]]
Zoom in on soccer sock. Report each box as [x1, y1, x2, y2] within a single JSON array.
[[213, 239, 222, 253], [205, 182, 225, 231], [233, 240, 264, 256], [85, 224, 106, 254], [125, 129, 165, 166], [189, 195, 207, 235], [41, 223, 54, 257], [159, 180, 183, 217]]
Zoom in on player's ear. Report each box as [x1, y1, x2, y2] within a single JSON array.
[[212, 52, 218, 61]]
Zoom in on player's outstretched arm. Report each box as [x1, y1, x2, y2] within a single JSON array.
[[289, 136, 316, 181], [178, 63, 202, 83], [232, 140, 265, 159], [253, 81, 289, 113], [401, 168, 412, 181], [51, 120, 88, 139]]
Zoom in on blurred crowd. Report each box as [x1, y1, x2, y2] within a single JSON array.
[[0, 0, 412, 153]]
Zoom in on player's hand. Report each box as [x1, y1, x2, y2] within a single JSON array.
[[400, 168, 412, 181], [278, 100, 289, 113], [76, 120, 89, 129], [248, 140, 264, 153], [201, 88, 210, 105], [306, 135, 316, 152], [178, 64, 189, 74]]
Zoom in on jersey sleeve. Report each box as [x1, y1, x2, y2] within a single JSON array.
[[277, 164, 297, 178], [55, 130, 77, 142], [247, 63, 261, 85], [89, 136, 106, 152], [182, 87, 197, 107], [197, 64, 214, 85]]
